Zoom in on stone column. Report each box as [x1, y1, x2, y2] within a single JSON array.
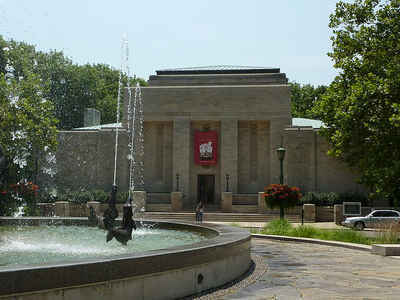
[[220, 120, 238, 194], [258, 192, 266, 213], [87, 201, 101, 215], [173, 119, 191, 206], [37, 203, 55, 217], [303, 204, 316, 222], [221, 192, 232, 212], [55, 201, 70, 217], [133, 191, 146, 212], [334, 204, 344, 225], [171, 192, 183, 211]]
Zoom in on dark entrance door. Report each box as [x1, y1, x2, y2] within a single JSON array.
[[197, 175, 215, 205]]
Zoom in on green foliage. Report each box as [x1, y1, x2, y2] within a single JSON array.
[[37, 189, 57, 203], [375, 224, 400, 244], [300, 191, 368, 206], [313, 0, 400, 203], [300, 192, 340, 206], [290, 225, 319, 238], [117, 191, 129, 204], [57, 189, 93, 204], [289, 82, 327, 119], [91, 189, 108, 203], [0, 36, 58, 216], [260, 223, 400, 245], [0, 35, 147, 213], [339, 191, 369, 206], [263, 219, 293, 235], [0, 35, 147, 131], [0, 192, 18, 216]]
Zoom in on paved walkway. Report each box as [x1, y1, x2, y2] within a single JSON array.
[[210, 222, 344, 230], [222, 239, 400, 299]]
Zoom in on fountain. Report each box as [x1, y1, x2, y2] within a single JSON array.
[[98, 37, 142, 245], [0, 39, 252, 299]]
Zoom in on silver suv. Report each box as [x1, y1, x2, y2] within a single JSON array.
[[342, 210, 400, 230]]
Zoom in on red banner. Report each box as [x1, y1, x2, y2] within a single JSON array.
[[194, 131, 218, 165]]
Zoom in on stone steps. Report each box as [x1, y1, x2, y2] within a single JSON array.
[[142, 212, 301, 223]]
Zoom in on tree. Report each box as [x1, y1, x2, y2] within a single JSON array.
[[0, 38, 58, 214], [314, 0, 400, 204], [289, 82, 327, 119]]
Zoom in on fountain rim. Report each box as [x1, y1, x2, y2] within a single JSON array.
[[0, 218, 250, 297]]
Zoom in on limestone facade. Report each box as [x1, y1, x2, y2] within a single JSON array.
[[55, 66, 365, 210]]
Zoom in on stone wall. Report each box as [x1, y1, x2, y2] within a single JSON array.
[[284, 127, 366, 194], [144, 122, 173, 192], [56, 130, 130, 192], [238, 121, 269, 193]]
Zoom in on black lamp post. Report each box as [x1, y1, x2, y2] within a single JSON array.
[[276, 146, 286, 185], [176, 174, 180, 192], [276, 144, 286, 219], [225, 174, 230, 192]]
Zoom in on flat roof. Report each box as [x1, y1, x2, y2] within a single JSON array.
[[292, 118, 324, 129], [156, 65, 280, 75]]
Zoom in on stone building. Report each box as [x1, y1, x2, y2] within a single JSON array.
[[56, 66, 364, 211]]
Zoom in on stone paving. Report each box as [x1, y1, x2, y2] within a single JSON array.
[[221, 239, 400, 299]]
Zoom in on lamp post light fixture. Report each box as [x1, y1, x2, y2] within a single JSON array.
[[276, 146, 286, 185], [276, 144, 286, 219], [176, 173, 180, 192], [225, 174, 230, 192]]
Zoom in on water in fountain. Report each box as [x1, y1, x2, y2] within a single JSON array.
[[0, 225, 208, 266]]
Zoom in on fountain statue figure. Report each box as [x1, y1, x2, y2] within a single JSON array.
[[97, 185, 137, 245]]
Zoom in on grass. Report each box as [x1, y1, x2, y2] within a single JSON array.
[[257, 219, 400, 245]]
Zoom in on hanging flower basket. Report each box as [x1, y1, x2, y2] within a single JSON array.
[[264, 184, 302, 209]]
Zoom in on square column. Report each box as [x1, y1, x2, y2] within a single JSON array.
[[220, 119, 238, 194], [173, 119, 191, 204], [269, 120, 288, 184]]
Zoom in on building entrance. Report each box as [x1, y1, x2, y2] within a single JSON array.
[[197, 175, 215, 205]]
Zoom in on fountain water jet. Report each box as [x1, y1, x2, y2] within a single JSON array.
[[101, 37, 139, 244]]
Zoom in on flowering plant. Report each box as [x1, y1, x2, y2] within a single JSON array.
[[9, 181, 39, 197], [264, 184, 302, 210], [0, 181, 39, 216]]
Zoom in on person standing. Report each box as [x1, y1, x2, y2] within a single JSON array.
[[195, 201, 204, 223]]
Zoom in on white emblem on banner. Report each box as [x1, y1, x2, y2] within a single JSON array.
[[199, 141, 213, 160]]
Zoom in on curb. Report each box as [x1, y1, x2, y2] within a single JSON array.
[[251, 234, 371, 252]]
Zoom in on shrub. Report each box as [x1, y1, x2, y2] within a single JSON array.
[[91, 189, 108, 203], [290, 225, 319, 238], [0, 190, 18, 216], [58, 189, 93, 204], [263, 219, 293, 235], [339, 192, 368, 206], [117, 191, 129, 204], [37, 189, 57, 203], [300, 192, 340, 206], [375, 223, 400, 244], [326, 229, 370, 244]]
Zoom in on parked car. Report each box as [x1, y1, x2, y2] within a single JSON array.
[[342, 210, 400, 230]]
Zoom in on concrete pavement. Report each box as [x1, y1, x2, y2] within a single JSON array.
[[222, 239, 400, 299]]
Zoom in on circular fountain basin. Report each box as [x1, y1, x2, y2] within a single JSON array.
[[0, 218, 251, 300], [0, 225, 209, 266]]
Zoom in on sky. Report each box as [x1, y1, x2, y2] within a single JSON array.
[[0, 0, 341, 86]]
